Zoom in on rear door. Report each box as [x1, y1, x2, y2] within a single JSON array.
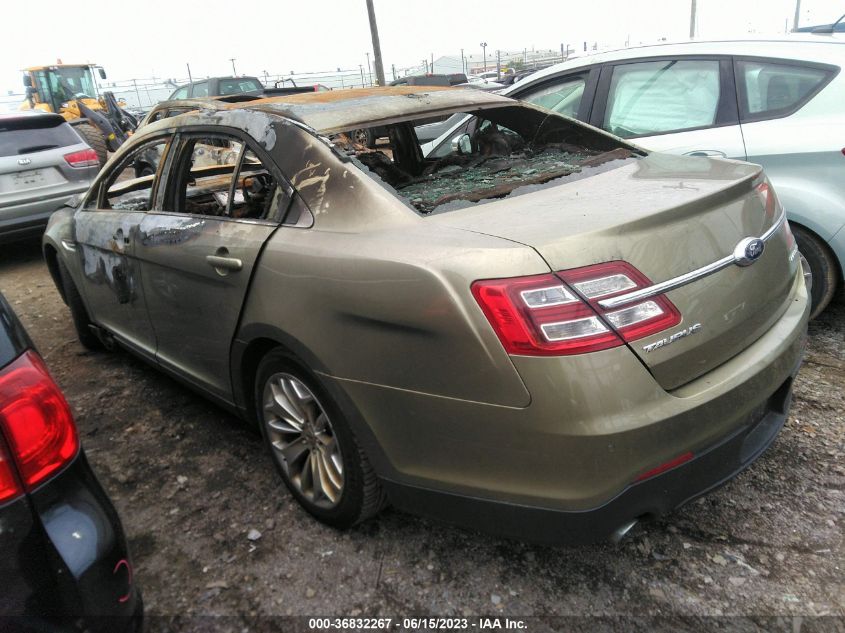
[[73, 135, 173, 356], [591, 57, 747, 160], [134, 130, 289, 399], [513, 67, 600, 122]]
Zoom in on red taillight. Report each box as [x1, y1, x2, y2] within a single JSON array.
[[558, 262, 682, 343], [0, 351, 78, 492], [472, 273, 622, 356], [0, 439, 22, 504], [63, 148, 99, 168], [472, 262, 682, 356], [755, 181, 776, 220]]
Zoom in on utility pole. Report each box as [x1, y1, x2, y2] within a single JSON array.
[[689, 0, 697, 39], [496, 50, 501, 80], [365, 0, 386, 86], [460, 48, 465, 74], [391, 64, 396, 80], [229, 58, 237, 75], [186, 63, 193, 84], [365, 52, 372, 86], [359, 64, 364, 87], [431, 53, 434, 75], [480, 42, 488, 73], [792, 0, 801, 30]]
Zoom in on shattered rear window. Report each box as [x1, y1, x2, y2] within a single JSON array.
[[331, 104, 638, 214]]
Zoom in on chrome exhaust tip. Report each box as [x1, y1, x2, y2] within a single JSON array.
[[609, 519, 638, 544]]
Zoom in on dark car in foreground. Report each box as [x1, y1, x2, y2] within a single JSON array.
[[0, 293, 141, 630], [44, 87, 808, 544], [0, 112, 99, 244]]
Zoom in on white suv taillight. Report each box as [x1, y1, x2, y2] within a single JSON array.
[[472, 261, 682, 356]]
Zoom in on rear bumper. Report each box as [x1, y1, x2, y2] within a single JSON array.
[[0, 186, 87, 243], [0, 451, 142, 631], [383, 371, 796, 544]]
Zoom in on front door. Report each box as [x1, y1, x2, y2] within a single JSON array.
[[73, 136, 172, 356], [134, 131, 288, 399]]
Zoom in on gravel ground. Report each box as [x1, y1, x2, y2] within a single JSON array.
[[0, 239, 842, 631]]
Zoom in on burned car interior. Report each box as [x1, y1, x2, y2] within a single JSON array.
[[332, 105, 640, 214], [98, 135, 280, 221]]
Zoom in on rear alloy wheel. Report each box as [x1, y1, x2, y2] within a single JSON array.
[[792, 225, 838, 319], [255, 351, 385, 528]]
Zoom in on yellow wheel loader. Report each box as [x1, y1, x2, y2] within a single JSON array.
[[20, 63, 138, 167]]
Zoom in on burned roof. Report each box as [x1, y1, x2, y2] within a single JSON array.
[[229, 86, 515, 134]]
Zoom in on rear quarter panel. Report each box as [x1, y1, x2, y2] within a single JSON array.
[[238, 222, 543, 407]]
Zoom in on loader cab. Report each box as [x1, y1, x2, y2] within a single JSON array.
[[23, 65, 101, 114]]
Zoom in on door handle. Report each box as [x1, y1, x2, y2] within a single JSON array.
[[206, 255, 243, 272], [684, 150, 727, 158]]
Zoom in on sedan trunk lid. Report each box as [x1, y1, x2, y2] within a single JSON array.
[[434, 153, 799, 390]]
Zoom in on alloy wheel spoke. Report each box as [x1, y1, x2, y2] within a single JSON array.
[[279, 437, 309, 467], [318, 446, 343, 491], [269, 380, 306, 427]]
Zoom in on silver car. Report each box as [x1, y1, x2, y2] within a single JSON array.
[[0, 112, 99, 243], [426, 37, 845, 317]]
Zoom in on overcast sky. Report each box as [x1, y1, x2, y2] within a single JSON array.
[[1, 0, 841, 94]]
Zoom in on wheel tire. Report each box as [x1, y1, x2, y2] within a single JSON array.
[[255, 349, 385, 529], [57, 260, 103, 350], [351, 128, 377, 148], [74, 123, 108, 168], [792, 225, 838, 319]]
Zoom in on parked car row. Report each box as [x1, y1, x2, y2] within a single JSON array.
[[0, 35, 837, 628]]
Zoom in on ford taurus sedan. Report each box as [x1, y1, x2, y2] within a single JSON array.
[[42, 87, 808, 544]]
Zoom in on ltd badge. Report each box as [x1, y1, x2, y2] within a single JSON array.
[[643, 323, 702, 353], [17, 158, 31, 166]]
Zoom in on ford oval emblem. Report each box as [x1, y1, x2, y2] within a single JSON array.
[[734, 237, 766, 267]]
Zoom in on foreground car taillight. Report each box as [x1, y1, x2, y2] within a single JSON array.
[[63, 148, 99, 168], [472, 262, 681, 356], [0, 439, 21, 504], [0, 351, 79, 494]]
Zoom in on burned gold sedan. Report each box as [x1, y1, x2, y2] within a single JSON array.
[[42, 87, 808, 543]]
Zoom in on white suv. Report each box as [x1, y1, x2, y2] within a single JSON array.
[[429, 37, 845, 316]]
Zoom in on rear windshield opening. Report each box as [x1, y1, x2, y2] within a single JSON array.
[[332, 105, 639, 214]]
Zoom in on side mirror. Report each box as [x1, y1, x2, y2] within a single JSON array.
[[22, 74, 33, 88], [451, 133, 472, 155], [63, 194, 81, 209], [98, 68, 107, 80]]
